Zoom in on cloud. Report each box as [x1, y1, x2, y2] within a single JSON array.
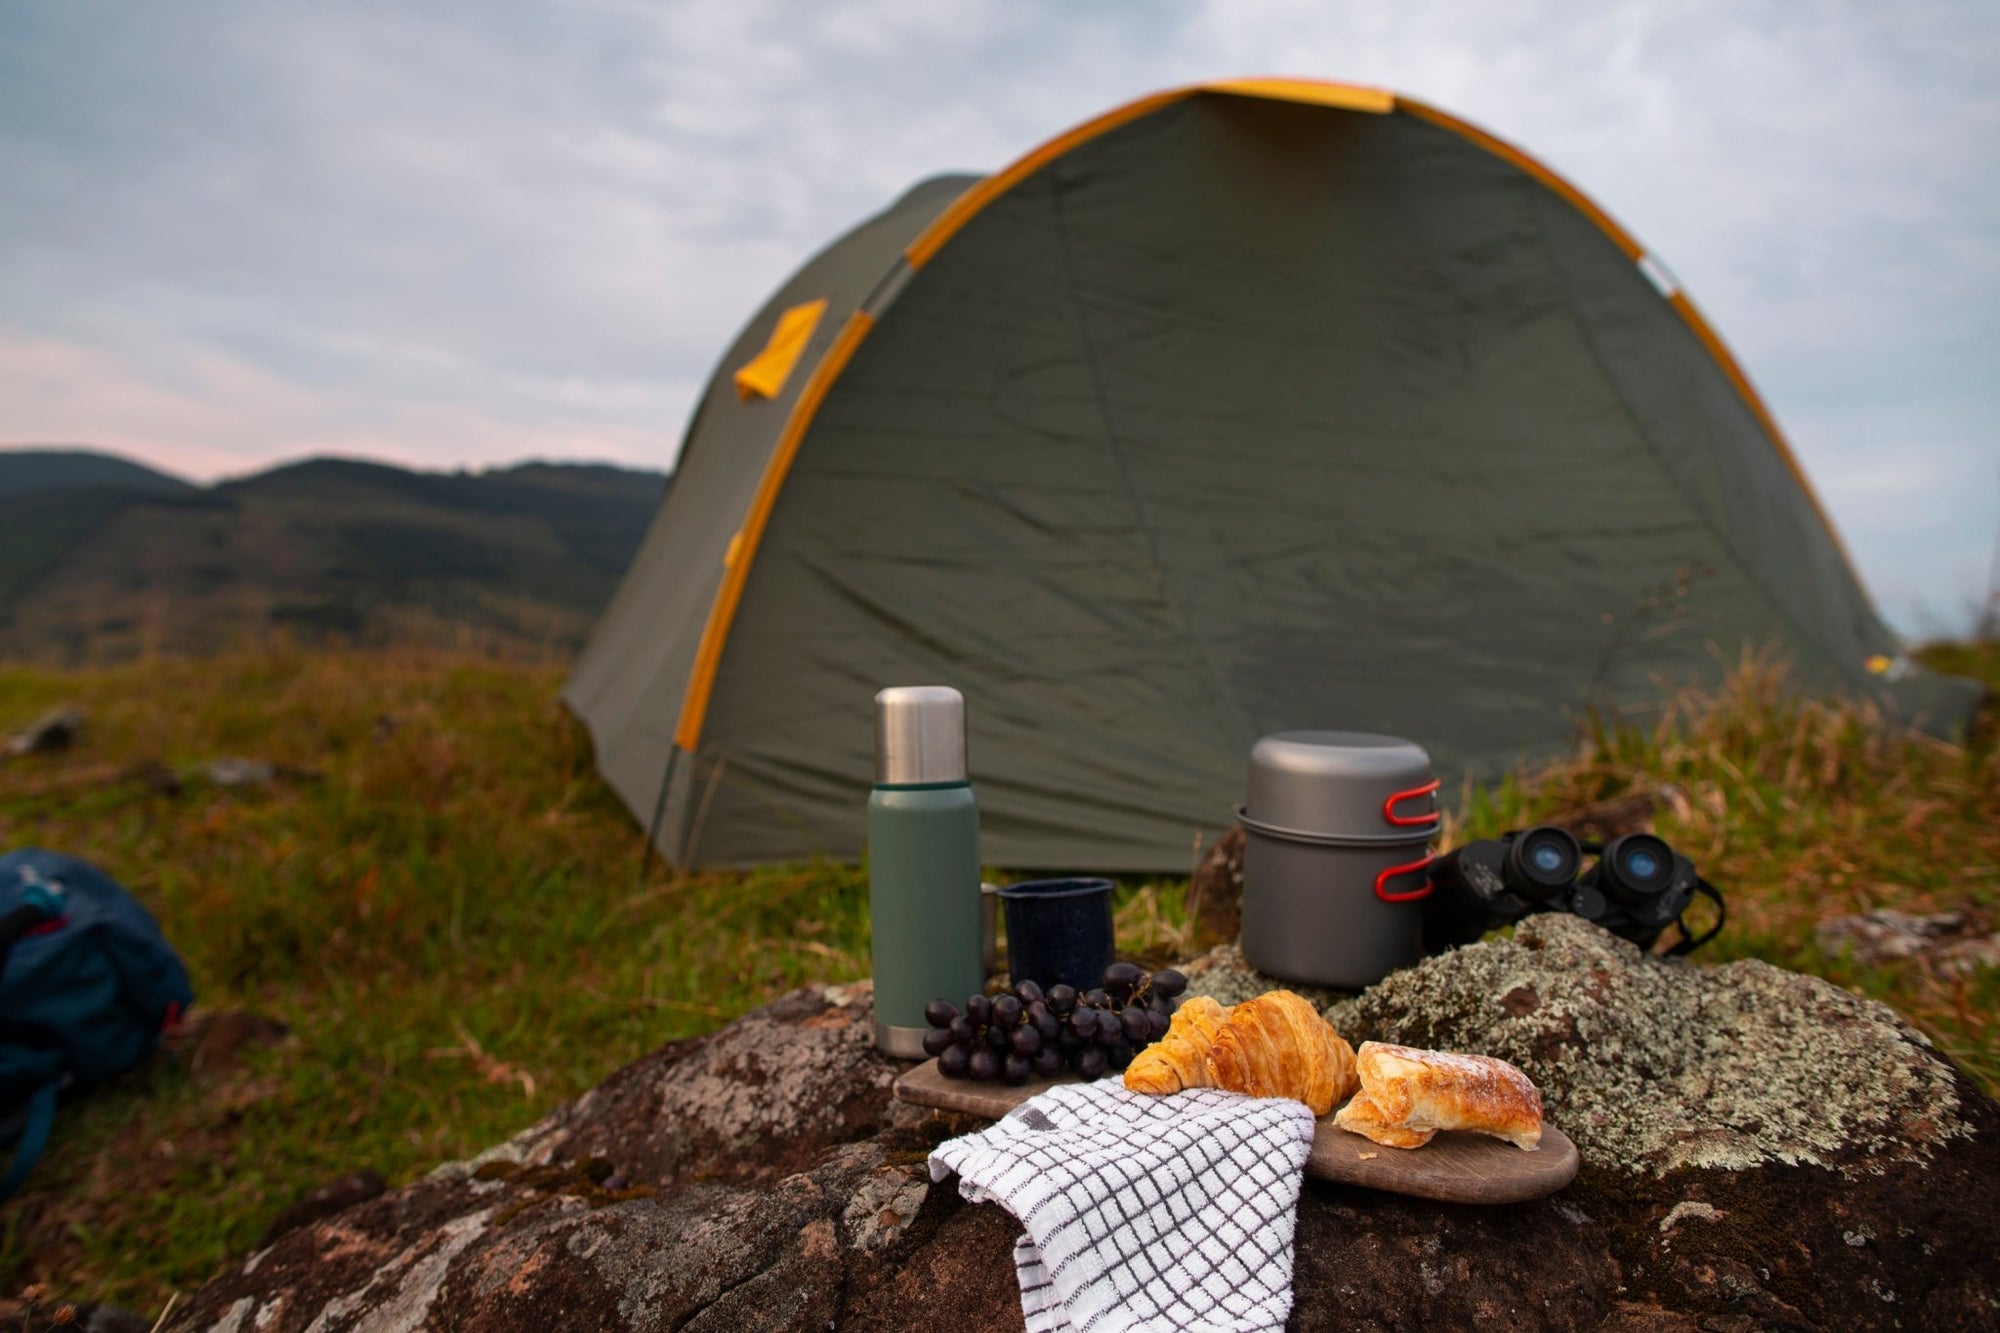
[[0, 0, 1995, 631]]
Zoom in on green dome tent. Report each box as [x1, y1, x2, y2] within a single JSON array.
[[566, 79, 1980, 871]]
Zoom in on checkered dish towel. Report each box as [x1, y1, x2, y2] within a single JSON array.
[[928, 1079, 1317, 1333]]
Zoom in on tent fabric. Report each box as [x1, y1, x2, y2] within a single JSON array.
[[565, 81, 1982, 873], [560, 171, 976, 846]]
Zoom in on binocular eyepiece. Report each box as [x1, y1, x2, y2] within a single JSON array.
[[1502, 826, 1582, 900], [1423, 825, 1719, 955]]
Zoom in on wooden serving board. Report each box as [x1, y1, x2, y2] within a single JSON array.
[[895, 1060, 1578, 1205]]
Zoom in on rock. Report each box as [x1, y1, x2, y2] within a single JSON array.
[[166, 948, 2000, 1332], [1186, 825, 1245, 946], [261, 1170, 389, 1248], [202, 757, 277, 788], [178, 1010, 292, 1078], [1817, 908, 2000, 977], [5, 704, 84, 757], [0, 1295, 150, 1333], [191, 758, 322, 789], [418, 982, 922, 1193], [1181, 940, 1344, 1012]]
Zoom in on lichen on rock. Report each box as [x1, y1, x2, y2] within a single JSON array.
[[1180, 943, 1343, 1012], [836, 1147, 931, 1252], [652, 982, 886, 1153], [1316, 913, 1968, 1175]]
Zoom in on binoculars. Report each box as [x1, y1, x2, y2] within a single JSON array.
[[1423, 826, 1724, 956]]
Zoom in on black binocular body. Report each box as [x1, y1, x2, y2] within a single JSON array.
[[1423, 826, 1721, 956]]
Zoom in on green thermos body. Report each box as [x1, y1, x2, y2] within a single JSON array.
[[868, 686, 984, 1058]]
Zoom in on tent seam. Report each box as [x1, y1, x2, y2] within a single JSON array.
[[1521, 181, 1880, 693]]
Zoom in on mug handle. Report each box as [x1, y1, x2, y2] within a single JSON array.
[[1375, 852, 1434, 903]]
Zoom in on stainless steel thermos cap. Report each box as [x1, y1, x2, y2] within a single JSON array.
[[874, 686, 968, 785]]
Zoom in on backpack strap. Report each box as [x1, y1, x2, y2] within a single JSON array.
[[0, 1078, 59, 1203], [1, 873, 67, 1202]]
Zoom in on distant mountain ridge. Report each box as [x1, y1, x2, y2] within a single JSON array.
[[0, 447, 668, 663], [0, 448, 193, 497]]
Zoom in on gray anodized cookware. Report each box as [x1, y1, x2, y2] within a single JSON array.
[[1237, 731, 1440, 988]]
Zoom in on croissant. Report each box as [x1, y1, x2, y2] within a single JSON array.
[[1201, 990, 1358, 1116], [1332, 1041, 1543, 1151], [1123, 995, 1230, 1095]]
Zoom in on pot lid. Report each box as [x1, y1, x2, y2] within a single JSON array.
[[1244, 731, 1438, 837]]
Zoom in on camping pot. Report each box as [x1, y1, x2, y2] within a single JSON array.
[[1237, 731, 1440, 989]]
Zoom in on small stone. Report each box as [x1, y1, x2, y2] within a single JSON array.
[[5, 705, 83, 757], [204, 757, 277, 788], [259, 1170, 388, 1247], [1816, 909, 1976, 967], [183, 1010, 291, 1078], [1187, 827, 1248, 944], [1937, 934, 2000, 978], [1659, 1201, 1724, 1234]]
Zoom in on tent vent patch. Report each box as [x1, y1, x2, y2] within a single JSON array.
[[735, 298, 827, 401], [1637, 252, 1681, 299]]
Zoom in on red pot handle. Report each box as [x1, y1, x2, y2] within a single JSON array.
[[1382, 778, 1441, 828], [1375, 852, 1434, 903]]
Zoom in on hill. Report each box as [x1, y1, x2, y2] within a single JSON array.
[[0, 447, 192, 498], [0, 449, 668, 662]]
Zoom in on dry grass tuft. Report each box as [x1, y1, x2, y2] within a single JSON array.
[[1458, 645, 2000, 1094]]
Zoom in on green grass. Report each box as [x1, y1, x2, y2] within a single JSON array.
[[0, 649, 881, 1312], [0, 643, 1993, 1316]]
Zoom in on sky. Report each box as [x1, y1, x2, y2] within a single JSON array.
[[1, 1, 1995, 635]]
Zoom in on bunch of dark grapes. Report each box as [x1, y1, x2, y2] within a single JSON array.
[[923, 963, 1189, 1084]]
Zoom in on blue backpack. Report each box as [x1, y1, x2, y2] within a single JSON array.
[[0, 849, 195, 1202]]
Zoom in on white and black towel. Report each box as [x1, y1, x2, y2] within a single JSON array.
[[928, 1079, 1317, 1333]]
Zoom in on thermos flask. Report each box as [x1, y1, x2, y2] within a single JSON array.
[[869, 686, 984, 1058]]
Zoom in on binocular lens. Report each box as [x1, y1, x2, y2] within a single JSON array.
[[1597, 833, 1674, 903], [1505, 826, 1581, 898]]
